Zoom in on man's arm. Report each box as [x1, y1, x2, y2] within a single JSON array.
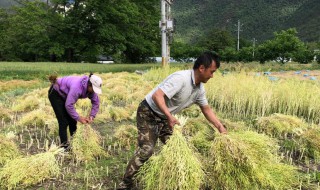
[[200, 105, 227, 134], [152, 89, 180, 128]]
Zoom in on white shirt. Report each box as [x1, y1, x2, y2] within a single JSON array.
[[145, 70, 208, 118]]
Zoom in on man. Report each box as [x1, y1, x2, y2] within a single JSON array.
[[48, 73, 102, 150], [117, 52, 227, 189]]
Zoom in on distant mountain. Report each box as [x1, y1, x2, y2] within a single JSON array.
[[2, 0, 318, 43], [172, 0, 320, 43], [0, 0, 16, 8]]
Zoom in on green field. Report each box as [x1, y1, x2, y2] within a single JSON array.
[[0, 62, 164, 80]]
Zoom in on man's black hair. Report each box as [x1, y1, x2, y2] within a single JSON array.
[[193, 51, 220, 70]]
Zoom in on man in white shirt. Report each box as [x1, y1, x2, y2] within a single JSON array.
[[117, 51, 227, 190]]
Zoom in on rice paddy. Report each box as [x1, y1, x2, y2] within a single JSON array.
[[0, 62, 319, 189]]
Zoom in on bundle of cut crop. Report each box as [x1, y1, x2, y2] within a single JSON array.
[[0, 144, 62, 189], [71, 125, 107, 162], [136, 115, 204, 190], [207, 130, 298, 190], [0, 134, 20, 166], [114, 124, 137, 150], [255, 113, 308, 138]]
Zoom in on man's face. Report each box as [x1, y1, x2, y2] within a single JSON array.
[[199, 61, 217, 83]]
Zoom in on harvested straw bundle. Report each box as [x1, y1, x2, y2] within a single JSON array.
[[0, 145, 62, 189], [255, 113, 318, 161], [0, 134, 20, 165], [0, 106, 12, 122], [255, 113, 308, 138], [114, 124, 137, 150], [183, 116, 209, 136], [108, 105, 131, 121], [71, 125, 107, 162], [208, 131, 298, 190], [301, 128, 320, 163], [136, 116, 204, 190], [18, 109, 50, 127], [12, 96, 40, 112]]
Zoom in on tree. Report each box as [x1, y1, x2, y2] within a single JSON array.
[[1, 1, 52, 61], [220, 47, 238, 63], [256, 28, 306, 64], [49, 0, 159, 63], [293, 47, 314, 64], [238, 47, 254, 62], [171, 41, 205, 61], [197, 29, 235, 54], [0, 8, 9, 60], [256, 41, 275, 64]]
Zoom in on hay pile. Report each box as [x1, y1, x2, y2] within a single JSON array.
[[208, 130, 298, 190], [0, 145, 62, 189], [18, 109, 51, 127], [300, 127, 320, 163], [71, 125, 107, 162], [114, 124, 137, 150], [255, 113, 319, 162], [0, 106, 12, 122], [255, 113, 308, 138], [0, 134, 20, 165], [136, 116, 204, 190], [108, 106, 131, 121], [11, 96, 40, 112]]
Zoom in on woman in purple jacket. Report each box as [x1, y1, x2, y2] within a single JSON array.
[[48, 73, 102, 149]]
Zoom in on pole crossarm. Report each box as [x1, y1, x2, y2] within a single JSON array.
[[165, 0, 174, 5]]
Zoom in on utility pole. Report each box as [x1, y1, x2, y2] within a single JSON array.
[[160, 0, 174, 66], [252, 38, 257, 58], [160, 0, 167, 66], [235, 20, 243, 51]]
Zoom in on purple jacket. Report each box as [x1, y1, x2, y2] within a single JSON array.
[[53, 75, 100, 121]]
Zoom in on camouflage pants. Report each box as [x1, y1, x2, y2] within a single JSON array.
[[120, 99, 172, 188]]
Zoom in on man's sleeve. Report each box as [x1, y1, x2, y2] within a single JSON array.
[[159, 74, 184, 99], [65, 88, 81, 121], [195, 85, 208, 106], [89, 93, 100, 118]]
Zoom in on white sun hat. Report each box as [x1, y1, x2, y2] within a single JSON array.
[[90, 75, 102, 94]]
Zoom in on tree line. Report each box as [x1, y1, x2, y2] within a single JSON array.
[[171, 28, 320, 64], [0, 0, 319, 64], [0, 0, 160, 63]]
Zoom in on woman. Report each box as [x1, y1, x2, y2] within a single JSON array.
[[48, 73, 102, 149]]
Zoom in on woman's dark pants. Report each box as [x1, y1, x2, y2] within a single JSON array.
[[48, 86, 77, 146]]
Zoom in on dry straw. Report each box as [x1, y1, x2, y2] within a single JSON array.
[[71, 125, 107, 162], [0, 145, 62, 189], [208, 130, 298, 190], [255, 113, 308, 138], [114, 124, 137, 150], [0, 134, 21, 166], [108, 105, 132, 121], [0, 106, 12, 122], [11, 95, 40, 112], [17, 109, 51, 127], [136, 116, 204, 190], [300, 127, 320, 163], [255, 113, 320, 162]]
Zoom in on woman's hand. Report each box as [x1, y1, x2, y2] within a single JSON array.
[[78, 116, 88, 124], [87, 116, 94, 124]]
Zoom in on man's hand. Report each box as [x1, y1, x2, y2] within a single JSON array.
[[78, 116, 88, 124], [218, 125, 227, 134], [167, 115, 180, 128]]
